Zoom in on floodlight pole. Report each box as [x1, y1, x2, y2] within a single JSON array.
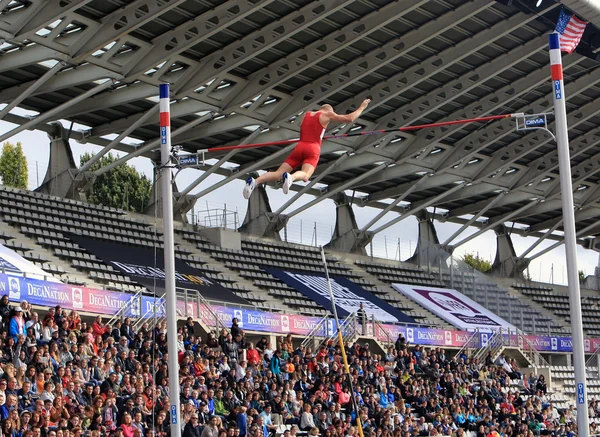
[[159, 83, 182, 437], [549, 33, 588, 437]]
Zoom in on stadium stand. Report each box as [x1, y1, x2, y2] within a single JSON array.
[[0, 299, 579, 437], [513, 283, 600, 337], [1, 185, 599, 437]]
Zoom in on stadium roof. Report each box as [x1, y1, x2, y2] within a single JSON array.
[[1, 0, 600, 255]]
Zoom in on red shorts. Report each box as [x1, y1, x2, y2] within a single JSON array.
[[284, 141, 321, 169]]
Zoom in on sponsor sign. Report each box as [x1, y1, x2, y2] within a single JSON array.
[[393, 284, 515, 331], [524, 117, 546, 128], [578, 383, 585, 404], [70, 235, 249, 305], [4, 270, 600, 351], [0, 272, 140, 317], [265, 269, 416, 324], [554, 80, 562, 99], [179, 155, 199, 167]]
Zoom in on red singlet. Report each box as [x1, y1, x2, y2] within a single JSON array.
[[284, 111, 325, 169]]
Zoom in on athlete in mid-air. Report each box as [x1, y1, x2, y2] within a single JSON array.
[[243, 99, 371, 199]]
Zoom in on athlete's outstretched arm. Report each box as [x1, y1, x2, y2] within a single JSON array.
[[323, 99, 371, 123]]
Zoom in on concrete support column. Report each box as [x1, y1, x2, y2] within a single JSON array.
[[491, 225, 528, 278], [238, 183, 287, 239], [36, 122, 87, 199], [408, 210, 445, 268], [326, 193, 372, 255]]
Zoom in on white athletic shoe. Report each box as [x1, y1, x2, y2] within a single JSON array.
[[243, 177, 256, 199], [282, 172, 293, 194]]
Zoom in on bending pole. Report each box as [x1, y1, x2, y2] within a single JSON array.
[[550, 35, 588, 436], [199, 113, 522, 154], [320, 247, 364, 437], [158, 84, 182, 437]]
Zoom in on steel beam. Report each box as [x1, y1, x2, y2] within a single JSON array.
[[441, 192, 507, 247], [89, 99, 218, 139], [449, 199, 540, 249], [528, 205, 600, 234], [367, 173, 473, 203], [333, 15, 552, 132], [0, 61, 64, 120], [126, 0, 277, 77], [378, 71, 600, 216], [77, 104, 160, 175], [169, 115, 262, 145], [0, 79, 114, 144], [475, 89, 600, 180], [94, 112, 214, 177], [334, 55, 583, 191], [286, 164, 387, 219], [222, 0, 428, 109], [527, 222, 600, 262], [174, 0, 354, 97], [519, 220, 563, 260], [516, 125, 600, 190], [371, 183, 466, 235], [73, 0, 188, 59], [360, 181, 424, 232], [0, 64, 122, 103], [270, 0, 492, 124], [14, 0, 94, 37], [396, 54, 585, 163]]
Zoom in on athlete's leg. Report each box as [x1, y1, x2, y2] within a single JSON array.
[[291, 163, 316, 182], [243, 162, 294, 199], [255, 162, 293, 185]]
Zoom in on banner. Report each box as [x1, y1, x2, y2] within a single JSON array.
[[0, 272, 140, 317], [0, 243, 61, 289], [4, 270, 600, 353], [392, 284, 515, 331], [70, 235, 248, 305], [265, 268, 416, 324]]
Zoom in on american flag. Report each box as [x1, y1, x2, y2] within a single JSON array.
[[555, 8, 588, 54]]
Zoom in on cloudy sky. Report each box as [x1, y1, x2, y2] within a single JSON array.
[[0, 114, 598, 287]]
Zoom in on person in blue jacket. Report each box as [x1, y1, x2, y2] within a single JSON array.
[[8, 307, 25, 342]]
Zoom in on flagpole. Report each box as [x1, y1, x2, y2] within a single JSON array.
[[549, 33, 589, 437], [320, 247, 365, 437], [159, 83, 183, 437]]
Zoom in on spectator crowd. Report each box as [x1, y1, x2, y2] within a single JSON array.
[[0, 295, 585, 437]]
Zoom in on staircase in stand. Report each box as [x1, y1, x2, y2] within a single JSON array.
[[457, 327, 549, 368]]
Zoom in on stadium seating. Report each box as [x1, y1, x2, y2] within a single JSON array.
[[514, 283, 600, 336]]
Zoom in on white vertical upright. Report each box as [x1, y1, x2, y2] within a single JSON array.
[[549, 32, 589, 437], [159, 83, 182, 437]]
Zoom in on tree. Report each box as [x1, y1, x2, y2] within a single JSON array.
[[80, 152, 152, 213], [0, 141, 28, 189], [461, 252, 492, 273], [579, 270, 586, 282]]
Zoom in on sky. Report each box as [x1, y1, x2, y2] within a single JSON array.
[[0, 114, 598, 287]]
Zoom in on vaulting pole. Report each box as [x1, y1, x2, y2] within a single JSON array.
[[320, 247, 364, 437], [549, 33, 588, 437], [159, 83, 182, 437]]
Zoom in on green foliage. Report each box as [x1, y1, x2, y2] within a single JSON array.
[[579, 270, 586, 282], [80, 152, 151, 213], [461, 252, 492, 273], [0, 142, 28, 189]]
